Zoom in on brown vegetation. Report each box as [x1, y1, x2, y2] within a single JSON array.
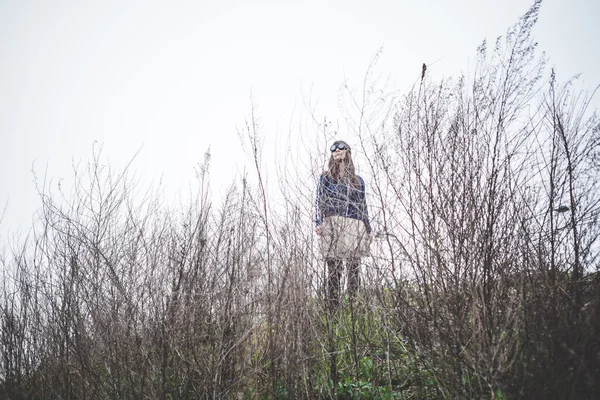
[[1, 2, 599, 398]]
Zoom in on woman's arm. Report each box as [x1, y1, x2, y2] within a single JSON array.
[[315, 174, 325, 233], [358, 176, 372, 234]]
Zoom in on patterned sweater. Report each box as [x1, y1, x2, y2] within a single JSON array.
[[315, 173, 372, 234]]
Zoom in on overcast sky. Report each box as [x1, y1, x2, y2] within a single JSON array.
[[1, 0, 599, 240]]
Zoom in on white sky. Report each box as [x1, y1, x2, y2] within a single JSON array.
[[1, 0, 599, 240]]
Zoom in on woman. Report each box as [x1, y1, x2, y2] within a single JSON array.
[[315, 140, 372, 306]]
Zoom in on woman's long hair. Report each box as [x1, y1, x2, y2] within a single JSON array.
[[326, 150, 360, 187]]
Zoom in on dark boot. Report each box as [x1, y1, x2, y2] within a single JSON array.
[[347, 258, 360, 299], [326, 258, 343, 308]]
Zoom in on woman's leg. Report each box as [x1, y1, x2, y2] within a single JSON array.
[[347, 258, 360, 298], [326, 258, 343, 307]]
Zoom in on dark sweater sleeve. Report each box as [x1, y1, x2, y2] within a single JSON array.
[[358, 176, 372, 234], [315, 174, 324, 226]]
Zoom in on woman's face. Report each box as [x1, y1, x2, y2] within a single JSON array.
[[332, 148, 348, 162]]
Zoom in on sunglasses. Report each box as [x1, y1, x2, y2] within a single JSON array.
[[330, 142, 349, 152]]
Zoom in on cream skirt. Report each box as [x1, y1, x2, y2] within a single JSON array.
[[319, 216, 371, 260]]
